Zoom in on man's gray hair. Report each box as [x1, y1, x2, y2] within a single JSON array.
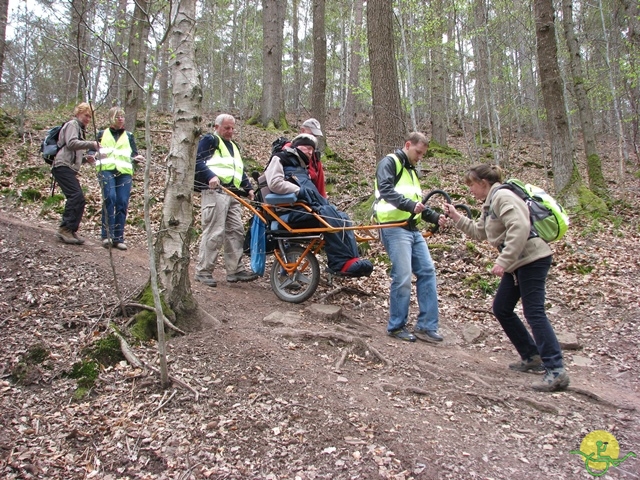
[[214, 113, 235, 126]]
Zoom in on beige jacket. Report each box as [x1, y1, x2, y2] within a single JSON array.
[[454, 182, 552, 272], [51, 119, 95, 172]]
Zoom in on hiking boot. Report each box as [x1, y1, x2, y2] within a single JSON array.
[[72, 232, 86, 244], [227, 270, 258, 283], [509, 354, 545, 373], [532, 367, 570, 392], [102, 238, 112, 248], [114, 242, 128, 251], [413, 329, 443, 343], [388, 328, 417, 342], [56, 227, 81, 245], [194, 274, 217, 287]]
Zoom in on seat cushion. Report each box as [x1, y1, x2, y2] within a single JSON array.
[[264, 193, 297, 205]]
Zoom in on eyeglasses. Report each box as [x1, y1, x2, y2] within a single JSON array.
[[115, 115, 125, 119]]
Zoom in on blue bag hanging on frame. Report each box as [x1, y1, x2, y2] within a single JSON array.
[[250, 214, 266, 276]]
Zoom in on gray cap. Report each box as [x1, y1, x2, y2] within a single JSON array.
[[301, 118, 323, 136]]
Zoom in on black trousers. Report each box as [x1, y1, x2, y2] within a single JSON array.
[[52, 166, 86, 232]]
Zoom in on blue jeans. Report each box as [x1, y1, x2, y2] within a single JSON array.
[[99, 170, 132, 243], [492, 255, 563, 369], [381, 227, 440, 332]]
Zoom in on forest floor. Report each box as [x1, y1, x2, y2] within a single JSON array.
[[1, 113, 639, 479]]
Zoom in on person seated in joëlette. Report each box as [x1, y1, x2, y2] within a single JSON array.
[[264, 134, 373, 277]]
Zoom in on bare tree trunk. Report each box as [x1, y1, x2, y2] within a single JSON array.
[[260, 0, 286, 128], [292, 0, 301, 114], [0, 0, 9, 101], [157, 40, 170, 113], [620, 0, 640, 161], [311, 0, 327, 129], [398, 11, 416, 131], [155, 0, 202, 317], [472, 0, 491, 142], [429, 2, 448, 148], [104, 0, 127, 106], [68, 0, 91, 102], [561, 0, 608, 196], [598, 0, 629, 176], [534, 0, 581, 205], [125, 0, 151, 132], [341, 0, 363, 128], [367, 0, 405, 159]]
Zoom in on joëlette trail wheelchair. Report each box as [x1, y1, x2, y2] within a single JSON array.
[[223, 187, 472, 304]]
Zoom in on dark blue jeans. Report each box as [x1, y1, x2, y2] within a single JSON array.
[[492, 255, 563, 369], [99, 170, 132, 243], [52, 165, 85, 232]]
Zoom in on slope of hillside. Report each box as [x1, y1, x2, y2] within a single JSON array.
[[1, 115, 639, 479]]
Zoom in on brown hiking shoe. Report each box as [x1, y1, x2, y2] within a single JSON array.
[[508, 354, 544, 373], [532, 368, 570, 392], [72, 232, 86, 244], [56, 227, 81, 245]]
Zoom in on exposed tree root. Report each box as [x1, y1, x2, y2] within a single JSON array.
[[124, 302, 186, 335], [111, 329, 199, 400], [379, 383, 430, 396], [515, 396, 560, 414], [567, 386, 637, 411], [275, 327, 390, 367]]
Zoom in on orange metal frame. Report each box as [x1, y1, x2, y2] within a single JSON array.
[[221, 186, 430, 245]]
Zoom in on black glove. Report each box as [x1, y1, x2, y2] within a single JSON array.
[[421, 208, 441, 225]]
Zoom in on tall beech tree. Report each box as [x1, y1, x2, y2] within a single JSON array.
[[367, 0, 405, 159]]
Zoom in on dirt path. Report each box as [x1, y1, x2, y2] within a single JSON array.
[[1, 210, 639, 479]]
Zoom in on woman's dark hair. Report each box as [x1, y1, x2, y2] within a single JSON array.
[[464, 163, 504, 186]]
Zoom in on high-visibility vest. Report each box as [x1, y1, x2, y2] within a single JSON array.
[[374, 154, 422, 223], [205, 135, 243, 188], [96, 129, 134, 175]]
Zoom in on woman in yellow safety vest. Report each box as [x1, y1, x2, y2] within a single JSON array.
[[95, 107, 145, 250]]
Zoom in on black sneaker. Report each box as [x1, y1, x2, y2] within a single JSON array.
[[532, 368, 570, 392], [509, 355, 545, 373], [413, 329, 443, 343], [227, 270, 259, 283], [388, 328, 417, 342]]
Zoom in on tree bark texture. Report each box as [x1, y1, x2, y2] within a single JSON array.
[[561, 0, 607, 196], [367, 0, 405, 159], [311, 0, 327, 129], [0, 0, 9, 101], [534, 0, 580, 202], [68, 0, 91, 102], [429, 0, 448, 147], [261, 0, 286, 128], [342, 0, 364, 128], [105, 0, 128, 107], [125, 0, 151, 132], [156, 0, 202, 315]]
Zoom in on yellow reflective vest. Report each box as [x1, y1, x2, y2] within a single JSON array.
[[374, 154, 422, 223], [96, 129, 134, 175], [206, 135, 244, 188]]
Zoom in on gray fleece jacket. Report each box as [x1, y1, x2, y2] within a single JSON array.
[[454, 182, 552, 272], [51, 119, 95, 172]]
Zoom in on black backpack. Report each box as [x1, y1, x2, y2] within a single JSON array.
[[40, 124, 65, 164], [271, 136, 289, 156]]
